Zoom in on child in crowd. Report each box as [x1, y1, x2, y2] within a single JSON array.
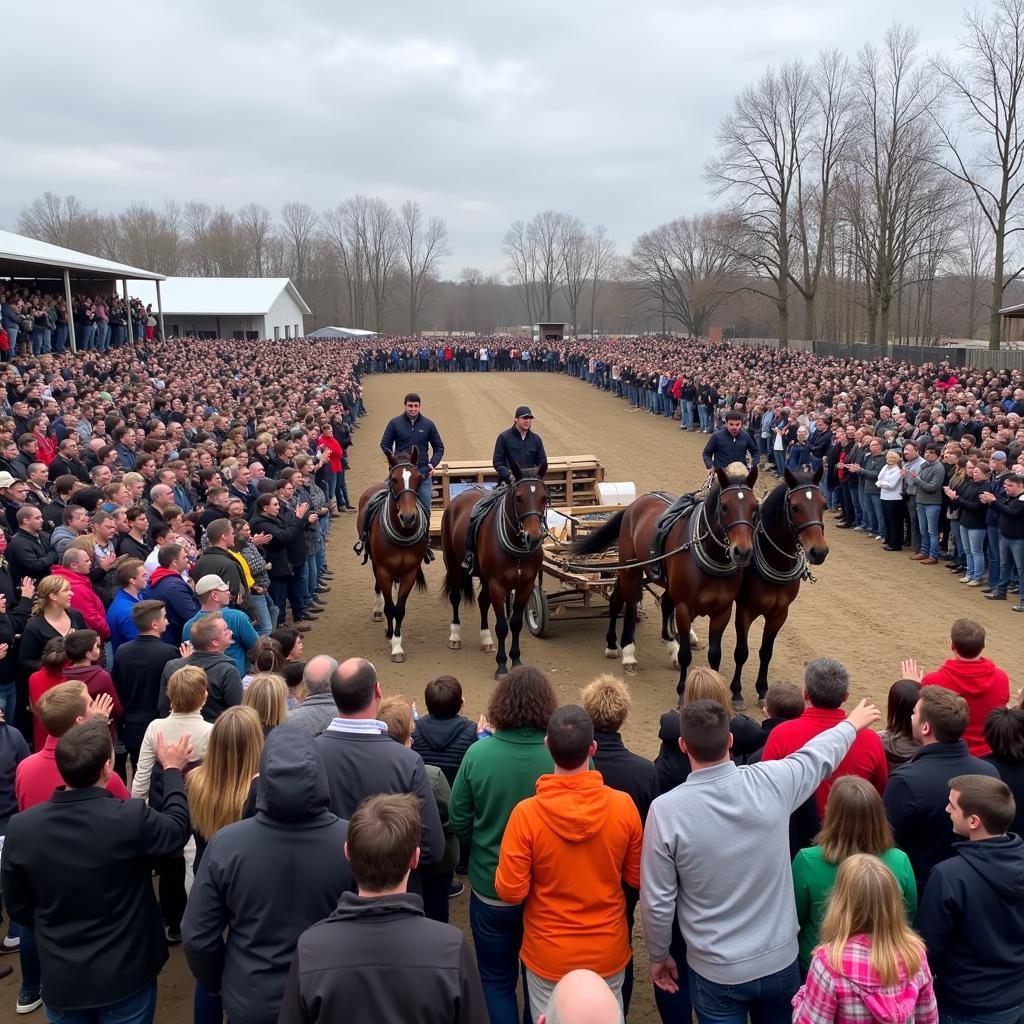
[[793, 854, 937, 1024], [880, 679, 922, 769], [27, 638, 66, 752], [409, 675, 480, 788], [61, 629, 122, 746], [761, 681, 804, 736]]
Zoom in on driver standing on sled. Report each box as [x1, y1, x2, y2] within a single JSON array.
[[463, 406, 549, 572]]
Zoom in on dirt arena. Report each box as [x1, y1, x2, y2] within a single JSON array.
[[7, 370, 1017, 1023]]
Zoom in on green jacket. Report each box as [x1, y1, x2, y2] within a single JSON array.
[[792, 844, 917, 969], [449, 727, 553, 901], [424, 763, 459, 875]]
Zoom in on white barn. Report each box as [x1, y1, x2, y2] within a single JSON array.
[[134, 277, 311, 340]]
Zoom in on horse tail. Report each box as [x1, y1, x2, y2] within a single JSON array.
[[441, 564, 474, 607], [415, 567, 428, 592], [570, 509, 625, 557]]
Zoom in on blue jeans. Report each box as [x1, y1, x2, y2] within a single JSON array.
[[681, 400, 695, 428], [0, 682, 16, 727], [469, 893, 530, 1024], [250, 592, 274, 636], [917, 503, 941, 558], [96, 323, 110, 351], [698, 406, 712, 432], [997, 536, 1024, 594], [939, 1004, 1024, 1024], [305, 553, 318, 599], [987, 524, 1001, 585], [19, 926, 41, 1000], [965, 528, 987, 581], [193, 982, 222, 1024], [864, 493, 882, 535], [80, 324, 97, 350], [52, 324, 68, 352], [417, 476, 433, 514], [688, 960, 800, 1024], [45, 982, 157, 1024], [269, 574, 305, 624]]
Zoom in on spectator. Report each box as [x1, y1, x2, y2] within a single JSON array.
[[242, 673, 289, 735], [106, 556, 147, 652], [911, 443, 946, 564], [27, 638, 66, 751], [760, 681, 805, 739], [411, 674, 479, 787], [61, 628, 123, 743], [880, 678, 922, 769], [917, 775, 1024, 1024], [983, 707, 1024, 838], [641, 697, 880, 1024], [2, 717, 191, 1023], [285, 655, 338, 737], [378, 695, 460, 924], [907, 619, 1010, 756], [792, 776, 916, 973], [249, 491, 309, 631], [6, 505, 56, 583], [762, 657, 887, 816], [792, 854, 937, 1024], [877, 449, 905, 551], [144, 542, 199, 645], [981, 469, 1024, 604], [112, 599, 181, 769], [656, 666, 768, 794], [313, 658, 444, 869], [883, 685, 1000, 894], [269, 625, 305, 662], [50, 505, 89, 558], [182, 727, 352, 1024], [944, 461, 993, 585], [277, 793, 487, 1024], [159, 612, 243, 723], [534, 970, 623, 1024], [192, 519, 247, 606], [50, 547, 111, 643], [183, 574, 258, 676], [18, 575, 85, 680], [449, 665, 557, 1024], [495, 704, 642, 1016]]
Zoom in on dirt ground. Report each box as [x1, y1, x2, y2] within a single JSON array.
[[7, 370, 1017, 1023]]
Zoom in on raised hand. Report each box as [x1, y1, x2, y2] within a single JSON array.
[[846, 699, 882, 732], [900, 657, 924, 683], [87, 692, 114, 720], [156, 732, 193, 772]]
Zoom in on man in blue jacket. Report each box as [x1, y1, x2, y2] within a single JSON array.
[[917, 774, 1024, 1024], [143, 544, 200, 646], [701, 411, 759, 473], [379, 393, 444, 512]]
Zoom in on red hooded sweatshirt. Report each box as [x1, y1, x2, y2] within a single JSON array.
[[62, 665, 123, 744], [49, 565, 111, 642], [921, 657, 1010, 756]]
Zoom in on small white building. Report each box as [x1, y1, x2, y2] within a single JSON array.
[[134, 277, 311, 340]]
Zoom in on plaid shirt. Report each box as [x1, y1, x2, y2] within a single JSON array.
[[793, 935, 937, 1024]]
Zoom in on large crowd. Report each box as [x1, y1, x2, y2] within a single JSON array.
[[0, 324, 1020, 1024]]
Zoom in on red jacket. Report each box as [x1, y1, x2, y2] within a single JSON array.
[[762, 707, 888, 816], [15, 735, 130, 810], [34, 432, 57, 467], [920, 658, 1010, 757], [28, 667, 64, 752], [316, 433, 344, 474], [49, 565, 110, 641], [62, 665, 123, 743]]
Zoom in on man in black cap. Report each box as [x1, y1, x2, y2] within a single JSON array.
[[701, 410, 759, 473], [493, 406, 548, 483]]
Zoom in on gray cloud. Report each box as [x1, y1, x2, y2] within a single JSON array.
[[6, 0, 968, 274]]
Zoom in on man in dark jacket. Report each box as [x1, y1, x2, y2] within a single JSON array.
[[278, 793, 487, 1024], [158, 613, 242, 723], [112, 599, 181, 768], [1, 718, 192, 1020], [917, 774, 1024, 1022], [144, 543, 200, 645], [192, 520, 246, 606], [249, 492, 309, 630], [982, 471, 1024, 604], [492, 407, 548, 483], [313, 658, 444, 868], [181, 729, 352, 1024], [6, 505, 57, 583], [701, 411, 759, 472], [410, 675, 479, 787], [379, 393, 444, 511], [883, 685, 1000, 894]]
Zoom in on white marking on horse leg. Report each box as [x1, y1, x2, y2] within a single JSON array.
[[604, 646, 620, 659], [689, 628, 700, 648], [666, 638, 680, 669], [372, 591, 384, 621], [448, 623, 462, 650], [480, 628, 495, 651], [621, 642, 638, 672], [390, 633, 405, 662]]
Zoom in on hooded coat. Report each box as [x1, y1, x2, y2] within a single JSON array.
[[144, 567, 200, 645], [181, 730, 352, 1024], [49, 565, 111, 641], [494, 769, 642, 980], [920, 657, 1010, 757], [411, 714, 478, 788], [917, 834, 1024, 1017], [793, 934, 937, 1024]]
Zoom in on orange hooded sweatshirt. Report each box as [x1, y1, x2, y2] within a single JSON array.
[[494, 769, 642, 980]]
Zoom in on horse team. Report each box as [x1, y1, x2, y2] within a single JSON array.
[[357, 449, 829, 706]]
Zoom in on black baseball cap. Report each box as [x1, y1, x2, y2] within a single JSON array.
[[514, 406, 534, 418]]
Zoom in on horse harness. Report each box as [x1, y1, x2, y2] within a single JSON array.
[[353, 463, 433, 565], [464, 478, 549, 574], [750, 483, 824, 585]]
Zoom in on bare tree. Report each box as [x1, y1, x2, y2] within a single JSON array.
[[558, 215, 592, 337], [118, 202, 182, 274], [707, 61, 814, 347], [323, 197, 370, 328], [588, 225, 616, 336], [280, 202, 319, 290], [364, 198, 400, 331], [528, 211, 564, 322], [503, 219, 540, 324], [237, 202, 274, 276], [628, 213, 742, 337], [399, 200, 449, 335], [17, 192, 91, 249], [932, 0, 1024, 348]]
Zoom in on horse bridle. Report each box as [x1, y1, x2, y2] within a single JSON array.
[[500, 475, 549, 550], [783, 483, 825, 538], [707, 483, 757, 552], [388, 461, 421, 503]]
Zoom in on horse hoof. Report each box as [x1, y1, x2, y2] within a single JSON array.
[[732, 698, 747, 711], [391, 653, 405, 664], [481, 644, 496, 654], [448, 640, 462, 651], [690, 639, 704, 650], [623, 663, 638, 675], [604, 648, 620, 659], [371, 611, 384, 622], [494, 668, 508, 679], [671, 658, 680, 670]]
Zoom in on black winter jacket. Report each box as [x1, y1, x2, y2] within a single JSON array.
[[411, 714, 478, 788], [655, 709, 767, 794], [917, 835, 1024, 1016], [278, 892, 487, 1024], [7, 528, 57, 583], [248, 512, 302, 577], [112, 635, 181, 752], [592, 730, 659, 825], [181, 730, 352, 1024], [159, 651, 242, 723]]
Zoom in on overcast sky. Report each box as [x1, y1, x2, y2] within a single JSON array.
[[8, 0, 971, 276]]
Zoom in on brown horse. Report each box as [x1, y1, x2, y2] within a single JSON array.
[[571, 466, 759, 693], [355, 447, 429, 663], [728, 464, 829, 707], [440, 462, 549, 678]]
